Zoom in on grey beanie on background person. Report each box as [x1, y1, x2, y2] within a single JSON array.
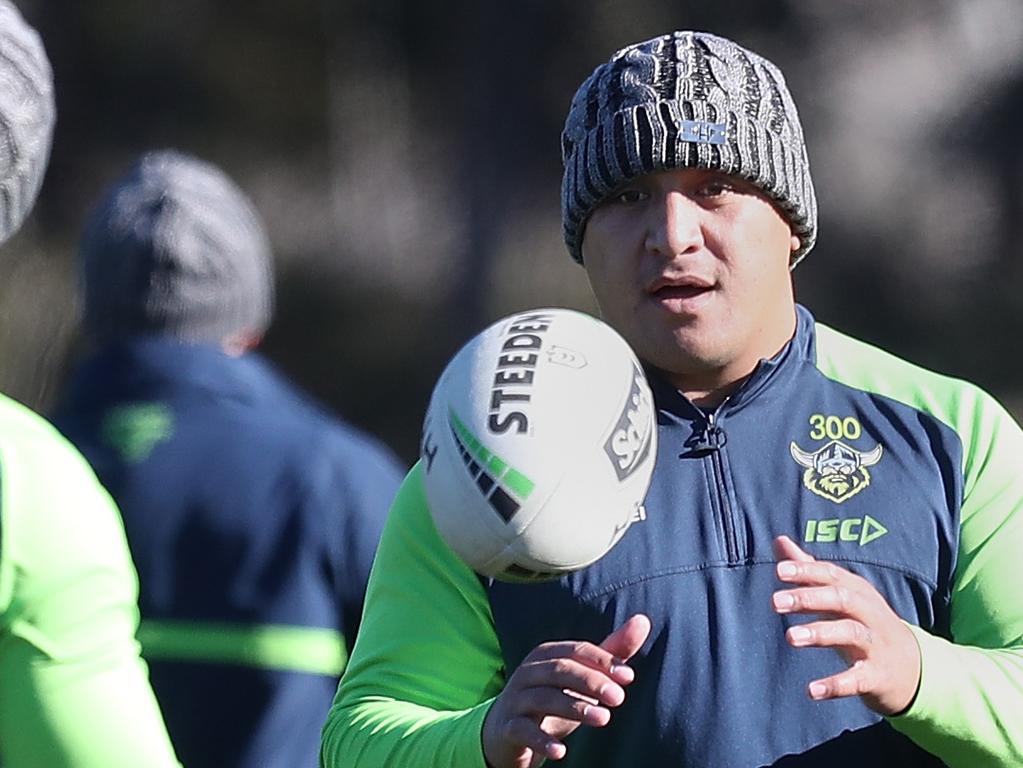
[[0, 0, 56, 246], [80, 150, 275, 344], [561, 30, 817, 266]]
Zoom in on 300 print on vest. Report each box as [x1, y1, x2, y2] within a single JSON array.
[[790, 413, 884, 505]]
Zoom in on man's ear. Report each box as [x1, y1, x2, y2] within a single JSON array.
[[790, 234, 801, 254], [221, 329, 263, 357]]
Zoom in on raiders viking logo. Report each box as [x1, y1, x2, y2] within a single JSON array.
[[789, 439, 884, 504]]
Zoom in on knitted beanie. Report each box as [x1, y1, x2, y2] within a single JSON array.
[[80, 150, 274, 343], [561, 31, 816, 266], [0, 0, 55, 245]]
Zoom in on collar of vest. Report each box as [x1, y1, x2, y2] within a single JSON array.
[[645, 303, 816, 424]]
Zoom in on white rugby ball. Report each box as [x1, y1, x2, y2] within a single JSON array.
[[419, 307, 657, 582]]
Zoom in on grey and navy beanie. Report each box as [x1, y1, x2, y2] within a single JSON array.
[[80, 150, 274, 344], [0, 0, 55, 246], [561, 31, 817, 266]]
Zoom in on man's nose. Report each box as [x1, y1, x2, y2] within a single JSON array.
[[644, 191, 703, 258]]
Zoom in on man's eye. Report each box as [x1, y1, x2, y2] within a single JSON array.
[[611, 189, 648, 204], [697, 181, 732, 197]]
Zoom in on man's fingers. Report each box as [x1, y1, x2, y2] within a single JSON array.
[[773, 543, 924, 717], [599, 613, 651, 662], [528, 640, 634, 685], [773, 584, 868, 618], [513, 658, 626, 708], [503, 716, 566, 762], [522, 614, 650, 686], [785, 619, 872, 651], [773, 535, 815, 563], [483, 619, 648, 767], [806, 661, 870, 701], [510, 684, 617, 724], [775, 559, 866, 588], [497, 695, 615, 764]]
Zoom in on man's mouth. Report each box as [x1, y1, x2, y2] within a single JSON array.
[[652, 284, 713, 300], [646, 276, 717, 314]]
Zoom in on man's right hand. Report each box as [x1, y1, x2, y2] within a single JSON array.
[[481, 613, 651, 768]]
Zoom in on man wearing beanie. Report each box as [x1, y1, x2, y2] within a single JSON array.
[[0, 5, 182, 767], [52, 150, 405, 768], [321, 31, 1023, 767]]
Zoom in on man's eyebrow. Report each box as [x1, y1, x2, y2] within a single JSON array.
[[601, 180, 645, 200], [705, 173, 756, 191]]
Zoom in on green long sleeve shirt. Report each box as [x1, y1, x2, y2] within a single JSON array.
[[0, 394, 180, 767]]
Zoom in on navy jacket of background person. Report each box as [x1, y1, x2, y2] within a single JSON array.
[[53, 338, 405, 768]]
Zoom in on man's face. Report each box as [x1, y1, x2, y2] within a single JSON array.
[[581, 167, 800, 395]]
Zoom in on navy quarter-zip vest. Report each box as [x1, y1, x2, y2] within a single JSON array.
[[487, 306, 958, 766]]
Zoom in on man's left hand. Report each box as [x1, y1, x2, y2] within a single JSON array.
[[771, 535, 922, 716]]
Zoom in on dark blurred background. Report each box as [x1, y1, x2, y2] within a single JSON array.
[[4, 0, 1023, 463]]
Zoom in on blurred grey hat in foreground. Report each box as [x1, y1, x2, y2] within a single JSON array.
[[561, 31, 817, 266], [0, 0, 55, 245], [80, 150, 275, 344]]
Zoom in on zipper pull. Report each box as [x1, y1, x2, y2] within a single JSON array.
[[681, 419, 727, 456]]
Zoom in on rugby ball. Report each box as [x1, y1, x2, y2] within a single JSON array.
[[419, 307, 657, 582]]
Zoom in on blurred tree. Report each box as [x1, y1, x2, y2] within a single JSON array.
[[0, 0, 1018, 463]]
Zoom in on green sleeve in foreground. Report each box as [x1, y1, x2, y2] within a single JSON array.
[[892, 629, 1023, 767], [814, 324, 1023, 765], [889, 383, 1023, 767], [321, 463, 506, 768], [0, 398, 180, 768]]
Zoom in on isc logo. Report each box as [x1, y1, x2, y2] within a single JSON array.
[[804, 515, 888, 547]]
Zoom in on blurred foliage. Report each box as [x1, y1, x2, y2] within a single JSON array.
[[2, 0, 1022, 463]]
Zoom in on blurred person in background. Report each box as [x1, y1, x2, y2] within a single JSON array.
[[52, 149, 405, 768], [321, 30, 1023, 767], [0, 4, 181, 766]]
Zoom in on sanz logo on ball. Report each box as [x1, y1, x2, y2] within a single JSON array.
[[604, 365, 654, 481]]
